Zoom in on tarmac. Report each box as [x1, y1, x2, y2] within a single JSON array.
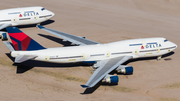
[[0, 0, 180, 101]]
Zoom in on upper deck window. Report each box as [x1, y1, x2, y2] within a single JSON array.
[[41, 8, 45, 11], [164, 39, 168, 42]]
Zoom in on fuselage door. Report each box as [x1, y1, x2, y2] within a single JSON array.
[[45, 56, 49, 61], [13, 17, 17, 23], [82, 53, 86, 60], [134, 49, 139, 55], [142, 40, 146, 49], [106, 51, 110, 57], [156, 47, 160, 53], [34, 15, 38, 21], [34, 11, 39, 21]]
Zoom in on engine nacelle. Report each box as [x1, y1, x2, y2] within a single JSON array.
[[102, 75, 119, 83], [0, 32, 8, 41], [116, 66, 133, 74]]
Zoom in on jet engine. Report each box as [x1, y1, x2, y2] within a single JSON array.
[[102, 74, 119, 83], [0, 32, 8, 41], [116, 65, 133, 74]]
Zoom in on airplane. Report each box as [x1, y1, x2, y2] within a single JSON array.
[[2, 25, 177, 88], [0, 6, 55, 40]]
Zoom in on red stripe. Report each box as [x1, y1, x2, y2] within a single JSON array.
[[9, 32, 32, 51], [9, 32, 28, 41], [11, 40, 19, 50], [21, 37, 31, 50]]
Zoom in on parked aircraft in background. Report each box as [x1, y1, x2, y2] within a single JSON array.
[[0, 6, 54, 40], [2, 25, 177, 88]]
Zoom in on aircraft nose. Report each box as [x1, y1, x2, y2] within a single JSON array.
[[47, 10, 55, 19], [51, 12, 55, 17], [171, 41, 177, 49], [174, 43, 177, 49]]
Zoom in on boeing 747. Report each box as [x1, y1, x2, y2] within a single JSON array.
[[2, 26, 177, 88]]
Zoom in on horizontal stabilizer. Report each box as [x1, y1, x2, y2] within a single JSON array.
[[81, 85, 90, 88], [0, 23, 11, 30], [15, 55, 37, 63], [3, 41, 15, 52]]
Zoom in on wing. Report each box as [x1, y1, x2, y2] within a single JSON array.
[[81, 56, 133, 88], [0, 23, 11, 30], [36, 25, 100, 45], [15, 55, 37, 63]]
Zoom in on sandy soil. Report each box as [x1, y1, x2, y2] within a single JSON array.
[[0, 0, 180, 101]]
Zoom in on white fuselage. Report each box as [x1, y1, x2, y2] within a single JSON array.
[[0, 6, 54, 26], [11, 37, 177, 63]]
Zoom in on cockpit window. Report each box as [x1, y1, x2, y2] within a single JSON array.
[[164, 39, 168, 42], [41, 8, 45, 11]]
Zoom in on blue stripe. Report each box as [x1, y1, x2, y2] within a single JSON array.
[[8, 12, 20, 15], [129, 43, 142, 46], [129, 42, 157, 46], [147, 42, 157, 44], [6, 27, 22, 33], [27, 39, 46, 51], [24, 11, 34, 13]]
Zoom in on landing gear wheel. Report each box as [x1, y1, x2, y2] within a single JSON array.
[[157, 56, 162, 61]]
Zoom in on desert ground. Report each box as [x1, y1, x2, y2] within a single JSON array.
[[0, 0, 180, 101]]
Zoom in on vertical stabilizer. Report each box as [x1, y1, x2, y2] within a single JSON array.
[[6, 27, 45, 51]]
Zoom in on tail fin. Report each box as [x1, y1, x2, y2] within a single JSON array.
[[6, 27, 46, 51]]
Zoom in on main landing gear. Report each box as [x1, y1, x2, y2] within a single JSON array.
[[157, 56, 162, 61]]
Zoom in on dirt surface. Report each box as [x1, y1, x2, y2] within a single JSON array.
[[0, 0, 180, 101]]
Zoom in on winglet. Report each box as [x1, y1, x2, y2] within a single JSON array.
[[36, 25, 45, 29], [81, 85, 90, 88]]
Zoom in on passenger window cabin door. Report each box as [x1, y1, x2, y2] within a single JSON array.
[[134, 49, 139, 55]]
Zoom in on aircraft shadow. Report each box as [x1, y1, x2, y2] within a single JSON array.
[[38, 34, 76, 46], [15, 20, 55, 29], [5, 53, 89, 74], [41, 20, 55, 26], [81, 82, 101, 94], [81, 82, 118, 94]]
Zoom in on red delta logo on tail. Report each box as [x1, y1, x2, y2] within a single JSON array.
[[6, 27, 45, 51], [8, 31, 31, 50]]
